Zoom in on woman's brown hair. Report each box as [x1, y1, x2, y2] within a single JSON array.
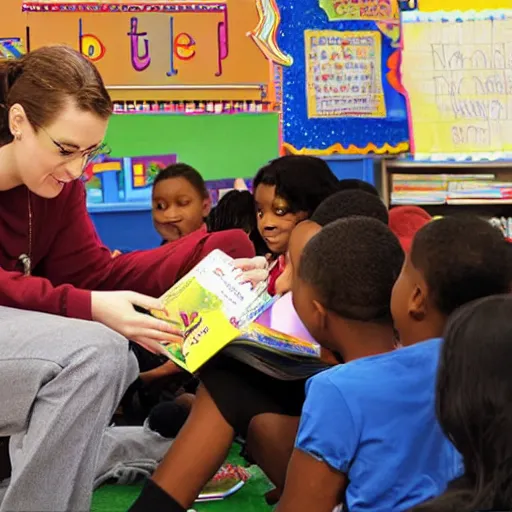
[[0, 45, 112, 145]]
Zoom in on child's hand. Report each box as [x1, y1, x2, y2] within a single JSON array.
[[233, 256, 269, 287], [111, 249, 122, 258]]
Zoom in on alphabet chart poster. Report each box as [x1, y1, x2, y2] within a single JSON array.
[[304, 30, 386, 118], [402, 10, 512, 160]]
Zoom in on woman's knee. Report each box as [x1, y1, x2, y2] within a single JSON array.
[[67, 321, 133, 381]]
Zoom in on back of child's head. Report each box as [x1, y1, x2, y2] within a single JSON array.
[[153, 163, 208, 199], [311, 189, 389, 227], [207, 190, 256, 233], [253, 155, 339, 216], [338, 178, 379, 197], [410, 216, 510, 316], [388, 206, 431, 253], [206, 190, 267, 254], [296, 217, 404, 325], [411, 295, 512, 512]]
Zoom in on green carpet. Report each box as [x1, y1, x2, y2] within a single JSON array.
[[91, 446, 274, 512]]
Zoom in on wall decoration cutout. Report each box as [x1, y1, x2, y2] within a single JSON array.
[[249, 0, 292, 66], [85, 153, 177, 204], [85, 154, 253, 207], [278, 0, 409, 155], [402, 10, 512, 160], [319, 0, 397, 22], [305, 30, 386, 119], [0, 38, 26, 59]]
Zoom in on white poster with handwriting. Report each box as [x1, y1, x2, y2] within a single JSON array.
[[402, 11, 512, 160]]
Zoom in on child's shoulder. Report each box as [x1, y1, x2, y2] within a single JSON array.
[[307, 338, 443, 398]]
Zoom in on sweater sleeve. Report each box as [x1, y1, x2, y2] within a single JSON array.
[[0, 269, 92, 319], [100, 229, 256, 297]]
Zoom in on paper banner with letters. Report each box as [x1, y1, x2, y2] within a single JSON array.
[[402, 10, 512, 160], [16, 0, 291, 104], [304, 30, 386, 119], [319, 0, 398, 22]]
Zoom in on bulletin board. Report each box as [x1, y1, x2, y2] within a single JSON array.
[[402, 10, 512, 160], [279, 0, 409, 155]]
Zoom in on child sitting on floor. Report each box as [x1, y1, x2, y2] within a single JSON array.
[[252, 155, 339, 293], [411, 295, 512, 512], [275, 189, 388, 295], [277, 215, 511, 512], [152, 163, 211, 244]]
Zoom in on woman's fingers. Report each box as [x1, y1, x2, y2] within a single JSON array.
[[132, 311, 182, 335], [234, 257, 268, 272], [131, 336, 170, 357], [127, 292, 165, 312]]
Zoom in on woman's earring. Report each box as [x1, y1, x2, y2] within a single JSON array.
[[14, 132, 21, 141]]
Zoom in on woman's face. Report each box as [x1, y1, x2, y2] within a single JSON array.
[[10, 101, 109, 199], [152, 177, 211, 242], [254, 184, 307, 255]]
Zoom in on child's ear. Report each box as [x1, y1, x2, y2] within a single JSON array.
[[409, 282, 427, 321], [202, 196, 212, 217], [312, 299, 328, 332]]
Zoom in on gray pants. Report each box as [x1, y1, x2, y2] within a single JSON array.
[[0, 307, 139, 512]]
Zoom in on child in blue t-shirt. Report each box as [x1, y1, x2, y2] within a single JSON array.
[[278, 215, 510, 512]]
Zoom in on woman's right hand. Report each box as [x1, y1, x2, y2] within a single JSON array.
[[91, 291, 182, 356]]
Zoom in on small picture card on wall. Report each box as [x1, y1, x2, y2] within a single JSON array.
[[0, 38, 26, 59], [305, 30, 386, 119], [319, 0, 397, 22]]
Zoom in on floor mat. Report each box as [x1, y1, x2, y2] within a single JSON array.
[[91, 446, 274, 512]]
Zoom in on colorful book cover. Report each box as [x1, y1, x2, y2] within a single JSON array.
[[196, 464, 250, 502], [150, 252, 323, 376], [151, 250, 275, 373]]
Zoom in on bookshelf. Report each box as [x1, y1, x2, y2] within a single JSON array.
[[381, 159, 512, 238]]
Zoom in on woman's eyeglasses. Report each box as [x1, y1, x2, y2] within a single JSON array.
[[37, 125, 111, 173]]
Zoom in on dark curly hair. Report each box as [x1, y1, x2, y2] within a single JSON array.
[[299, 217, 404, 323], [410, 216, 511, 316]]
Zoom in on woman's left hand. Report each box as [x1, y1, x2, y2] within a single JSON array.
[[233, 256, 269, 287]]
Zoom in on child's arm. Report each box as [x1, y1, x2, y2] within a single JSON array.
[[276, 449, 346, 512], [277, 371, 358, 512]]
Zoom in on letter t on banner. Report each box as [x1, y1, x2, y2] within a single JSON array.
[[128, 17, 151, 72]]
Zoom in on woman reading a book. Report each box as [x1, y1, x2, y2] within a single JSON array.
[[0, 46, 254, 512]]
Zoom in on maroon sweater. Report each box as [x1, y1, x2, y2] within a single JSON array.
[[0, 182, 255, 320]]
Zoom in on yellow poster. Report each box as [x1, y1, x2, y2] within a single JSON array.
[[304, 30, 386, 119], [402, 13, 512, 158], [419, 0, 507, 11]]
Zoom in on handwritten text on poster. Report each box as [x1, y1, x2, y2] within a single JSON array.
[[319, 0, 397, 22], [305, 30, 386, 119], [402, 14, 512, 158]]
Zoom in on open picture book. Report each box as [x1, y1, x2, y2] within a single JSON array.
[[150, 250, 329, 380]]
